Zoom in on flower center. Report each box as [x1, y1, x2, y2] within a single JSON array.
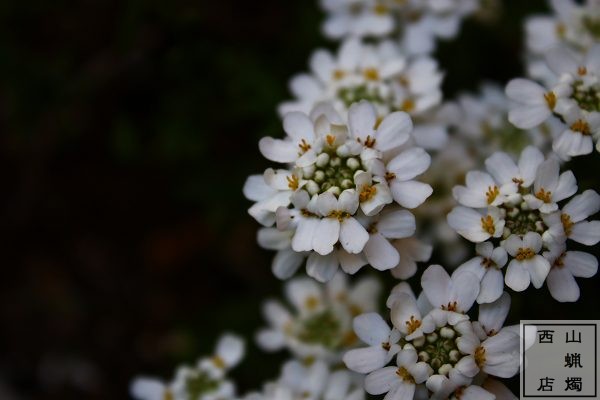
[[412, 326, 462, 375], [303, 152, 364, 195], [502, 205, 546, 237], [338, 85, 388, 108], [296, 309, 342, 349], [570, 80, 600, 113], [185, 370, 220, 399], [535, 188, 552, 203]]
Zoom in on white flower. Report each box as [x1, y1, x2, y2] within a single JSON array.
[[472, 292, 512, 339], [447, 206, 504, 242], [131, 334, 244, 400], [505, 78, 557, 129], [523, 158, 577, 213], [453, 242, 508, 304], [256, 275, 381, 363], [130, 378, 174, 400], [484, 145, 544, 195], [385, 147, 433, 209], [319, 0, 478, 55], [543, 189, 600, 245], [456, 328, 520, 378], [390, 237, 432, 280], [552, 102, 600, 158], [342, 313, 401, 373], [364, 348, 432, 399], [360, 208, 416, 271], [544, 241, 599, 302], [504, 232, 551, 292], [453, 171, 506, 208], [421, 265, 480, 323]]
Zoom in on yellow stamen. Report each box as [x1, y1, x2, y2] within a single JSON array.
[[561, 213, 574, 236], [382, 341, 391, 351], [163, 390, 174, 400], [396, 366, 415, 383], [363, 68, 380, 80], [304, 296, 319, 311], [349, 304, 363, 316], [373, 4, 389, 15], [474, 346, 486, 367], [328, 210, 351, 221], [359, 184, 377, 202], [333, 69, 346, 80], [515, 247, 535, 261], [535, 188, 552, 203], [400, 99, 415, 112], [298, 138, 311, 153], [578, 66, 588, 76], [287, 175, 299, 191], [326, 134, 336, 146], [385, 172, 396, 181], [570, 119, 591, 135], [405, 315, 422, 334], [556, 23, 566, 37], [442, 301, 458, 312], [212, 355, 226, 369], [544, 91, 557, 110], [480, 215, 496, 235], [486, 185, 499, 204]]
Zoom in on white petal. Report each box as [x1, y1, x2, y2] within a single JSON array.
[[387, 148, 431, 181], [292, 218, 320, 252], [485, 152, 519, 186], [375, 111, 412, 151], [216, 334, 244, 367], [378, 209, 416, 238], [349, 101, 377, 141], [306, 252, 339, 282], [313, 217, 340, 255], [570, 221, 600, 245], [364, 233, 400, 271], [564, 251, 598, 278], [525, 256, 551, 288], [272, 249, 305, 279], [505, 78, 547, 105], [505, 260, 530, 291], [343, 347, 388, 374], [258, 137, 298, 163], [421, 265, 450, 309], [340, 218, 370, 254], [353, 313, 391, 345], [545, 46, 579, 75], [364, 367, 400, 395], [563, 190, 600, 222], [478, 292, 510, 334], [547, 267, 579, 302], [390, 180, 433, 209], [283, 112, 315, 141]]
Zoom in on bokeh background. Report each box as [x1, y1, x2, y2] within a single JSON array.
[[0, 0, 598, 399]]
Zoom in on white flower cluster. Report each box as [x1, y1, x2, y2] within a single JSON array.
[[525, 0, 600, 82], [508, 0, 600, 159], [131, 2, 600, 400], [320, 0, 480, 54], [256, 273, 381, 363], [245, 101, 433, 282], [448, 145, 600, 302], [279, 38, 443, 123], [130, 334, 245, 400], [344, 265, 519, 400], [239, 360, 364, 400]]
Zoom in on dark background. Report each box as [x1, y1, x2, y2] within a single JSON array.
[[0, 0, 598, 399]]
